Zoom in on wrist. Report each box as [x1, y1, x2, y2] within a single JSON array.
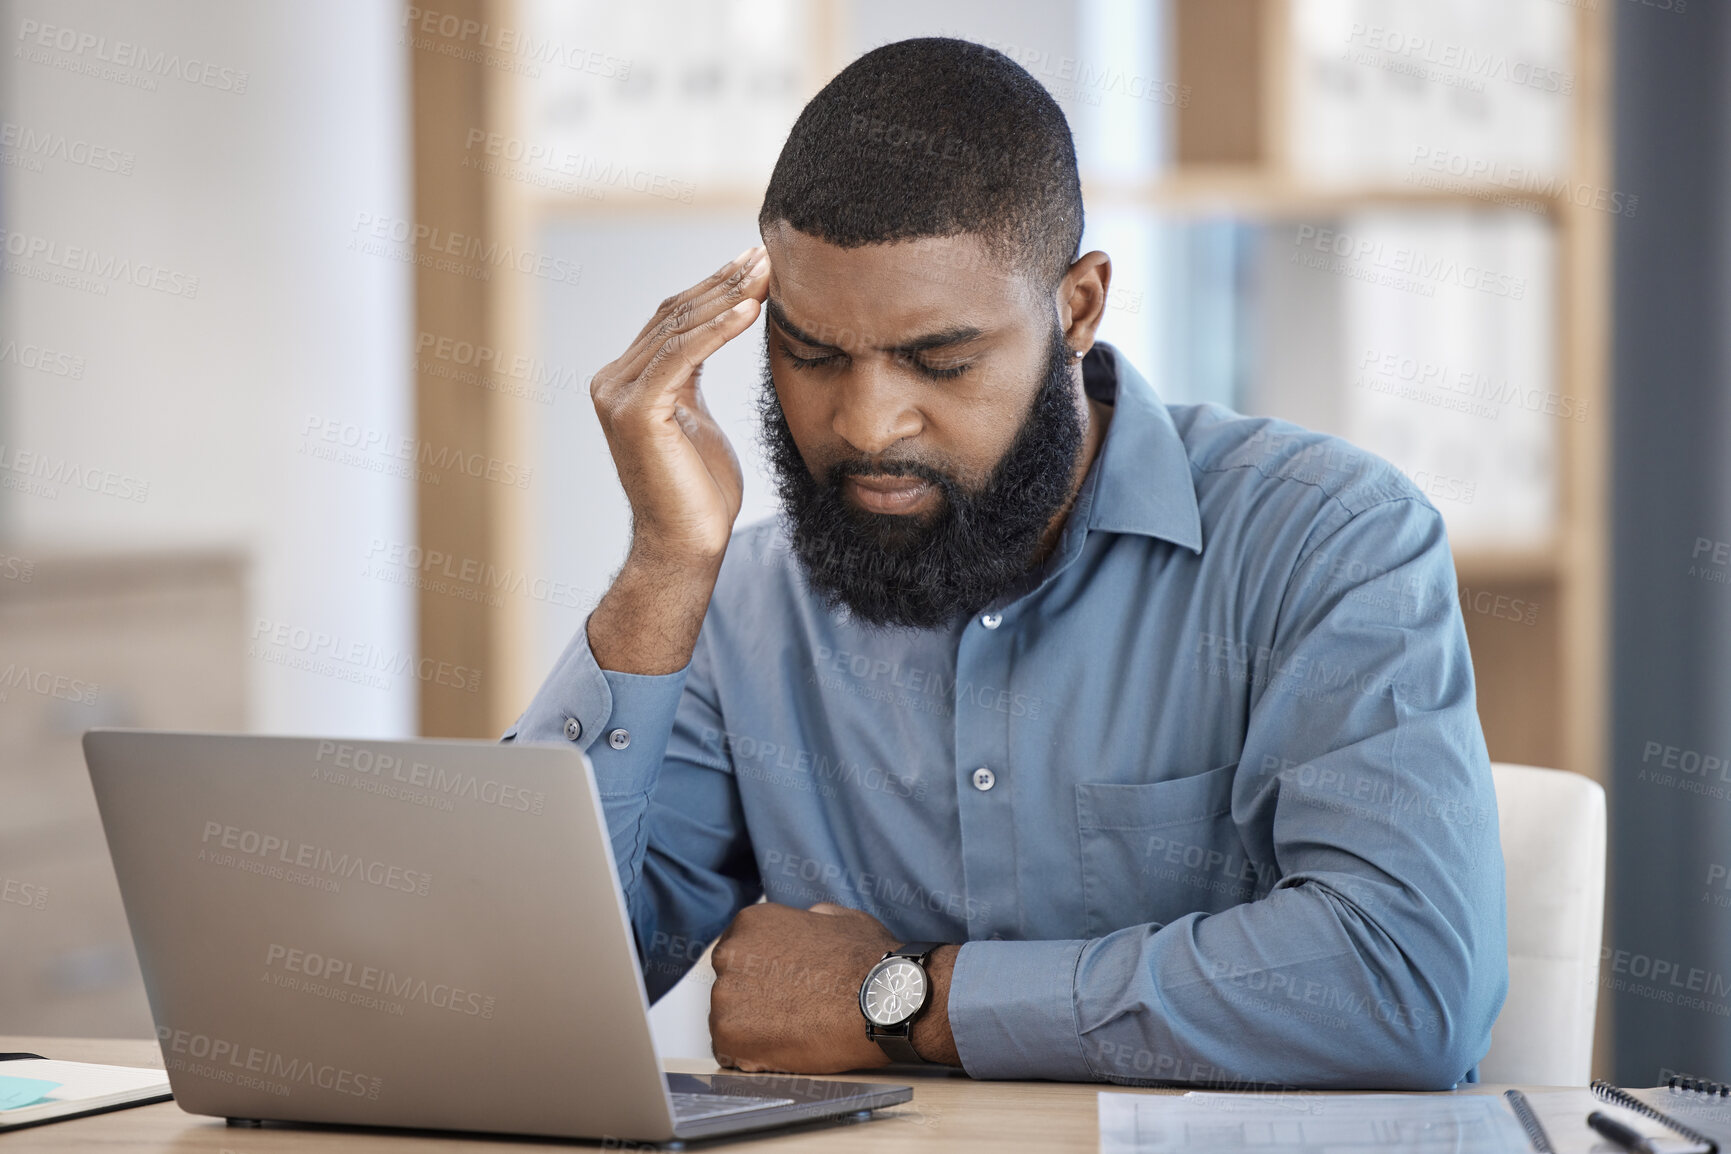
[[587, 550, 721, 676], [907, 944, 960, 1066], [625, 535, 728, 577], [858, 942, 960, 1067]]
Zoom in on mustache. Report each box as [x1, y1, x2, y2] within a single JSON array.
[[824, 457, 955, 490]]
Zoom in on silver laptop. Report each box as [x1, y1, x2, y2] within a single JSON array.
[[82, 729, 911, 1144]]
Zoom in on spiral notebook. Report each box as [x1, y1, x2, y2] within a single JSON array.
[[0, 1054, 171, 1132], [1647, 1078, 1731, 1149], [1509, 1081, 1729, 1154]]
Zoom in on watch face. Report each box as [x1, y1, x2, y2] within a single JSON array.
[[861, 957, 927, 1027]]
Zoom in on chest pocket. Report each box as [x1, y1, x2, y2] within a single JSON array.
[[1075, 762, 1258, 937]]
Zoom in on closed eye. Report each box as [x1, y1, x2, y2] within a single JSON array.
[[907, 356, 970, 380], [778, 339, 844, 370], [777, 339, 973, 380]]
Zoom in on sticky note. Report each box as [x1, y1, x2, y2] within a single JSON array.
[[0, 1075, 61, 1110]]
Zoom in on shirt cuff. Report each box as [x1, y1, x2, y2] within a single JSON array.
[[948, 938, 1094, 1081], [501, 616, 688, 799]]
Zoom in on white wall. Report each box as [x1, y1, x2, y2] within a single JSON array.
[[0, 0, 415, 735]]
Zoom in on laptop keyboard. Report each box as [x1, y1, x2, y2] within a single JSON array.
[[669, 1090, 797, 1123]]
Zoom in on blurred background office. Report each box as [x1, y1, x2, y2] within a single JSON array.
[[0, 0, 1724, 1089]]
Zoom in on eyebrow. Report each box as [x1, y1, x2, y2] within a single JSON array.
[[765, 295, 986, 357]]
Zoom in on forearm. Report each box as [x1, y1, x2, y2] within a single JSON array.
[[1093, 886, 1481, 1088], [949, 874, 1500, 1088], [588, 549, 722, 675]]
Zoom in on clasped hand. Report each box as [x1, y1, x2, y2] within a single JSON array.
[[709, 902, 956, 1074]]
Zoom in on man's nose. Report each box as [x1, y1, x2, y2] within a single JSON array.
[[830, 361, 923, 457]]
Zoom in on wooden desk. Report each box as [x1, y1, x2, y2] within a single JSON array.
[[4, 1035, 1181, 1151]]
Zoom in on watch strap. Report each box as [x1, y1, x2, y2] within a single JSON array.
[[886, 941, 942, 964], [869, 1028, 925, 1066]]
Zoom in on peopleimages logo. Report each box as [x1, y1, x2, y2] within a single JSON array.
[[0, 227, 199, 298], [157, 1027, 381, 1099], [0, 120, 134, 174], [15, 19, 250, 93], [401, 6, 631, 79], [461, 129, 695, 204], [0, 662, 99, 706], [1292, 225, 1527, 300], [1343, 23, 1573, 95], [1, 877, 48, 910], [0, 444, 149, 503], [314, 741, 546, 815], [0, 338, 86, 379], [349, 212, 582, 286], [264, 943, 497, 1018], [250, 616, 482, 695], [414, 330, 584, 403], [300, 415, 533, 490], [199, 820, 433, 896]]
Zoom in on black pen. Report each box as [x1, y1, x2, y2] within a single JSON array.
[[1588, 1109, 1661, 1154]]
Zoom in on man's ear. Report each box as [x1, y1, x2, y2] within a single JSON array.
[[1056, 251, 1112, 355]]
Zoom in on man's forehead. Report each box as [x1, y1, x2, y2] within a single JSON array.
[[762, 224, 1035, 348]]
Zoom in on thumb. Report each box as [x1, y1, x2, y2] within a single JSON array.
[[808, 901, 851, 916]]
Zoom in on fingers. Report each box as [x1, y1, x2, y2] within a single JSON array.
[[593, 248, 769, 418], [630, 249, 767, 361], [624, 246, 750, 347], [619, 257, 768, 386], [619, 247, 768, 378], [630, 245, 763, 345], [594, 296, 761, 424], [633, 296, 762, 406]]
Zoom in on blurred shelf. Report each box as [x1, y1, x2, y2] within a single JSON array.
[[513, 170, 1568, 223], [0, 549, 247, 605], [1085, 169, 1562, 219]]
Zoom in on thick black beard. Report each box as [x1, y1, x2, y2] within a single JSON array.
[[756, 325, 1086, 630]]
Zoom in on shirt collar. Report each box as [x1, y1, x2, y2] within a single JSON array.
[[1079, 342, 1204, 553]]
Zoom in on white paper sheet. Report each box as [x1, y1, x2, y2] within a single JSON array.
[[1098, 1090, 1531, 1153]]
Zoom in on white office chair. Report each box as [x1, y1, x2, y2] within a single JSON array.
[[646, 763, 1610, 1082], [1480, 762, 1607, 1085]]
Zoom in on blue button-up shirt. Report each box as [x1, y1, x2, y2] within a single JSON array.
[[505, 344, 1507, 1090]]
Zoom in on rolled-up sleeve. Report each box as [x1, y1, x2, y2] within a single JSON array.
[[947, 496, 1508, 1089]]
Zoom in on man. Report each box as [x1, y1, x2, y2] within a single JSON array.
[[506, 37, 1506, 1089]]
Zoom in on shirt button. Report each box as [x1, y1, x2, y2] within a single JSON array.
[[608, 728, 632, 750], [980, 612, 1002, 630], [972, 766, 996, 791], [562, 717, 582, 742]]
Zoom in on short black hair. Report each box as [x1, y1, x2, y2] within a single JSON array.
[[759, 37, 1084, 290]]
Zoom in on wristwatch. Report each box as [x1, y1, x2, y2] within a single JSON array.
[[859, 942, 942, 1065]]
